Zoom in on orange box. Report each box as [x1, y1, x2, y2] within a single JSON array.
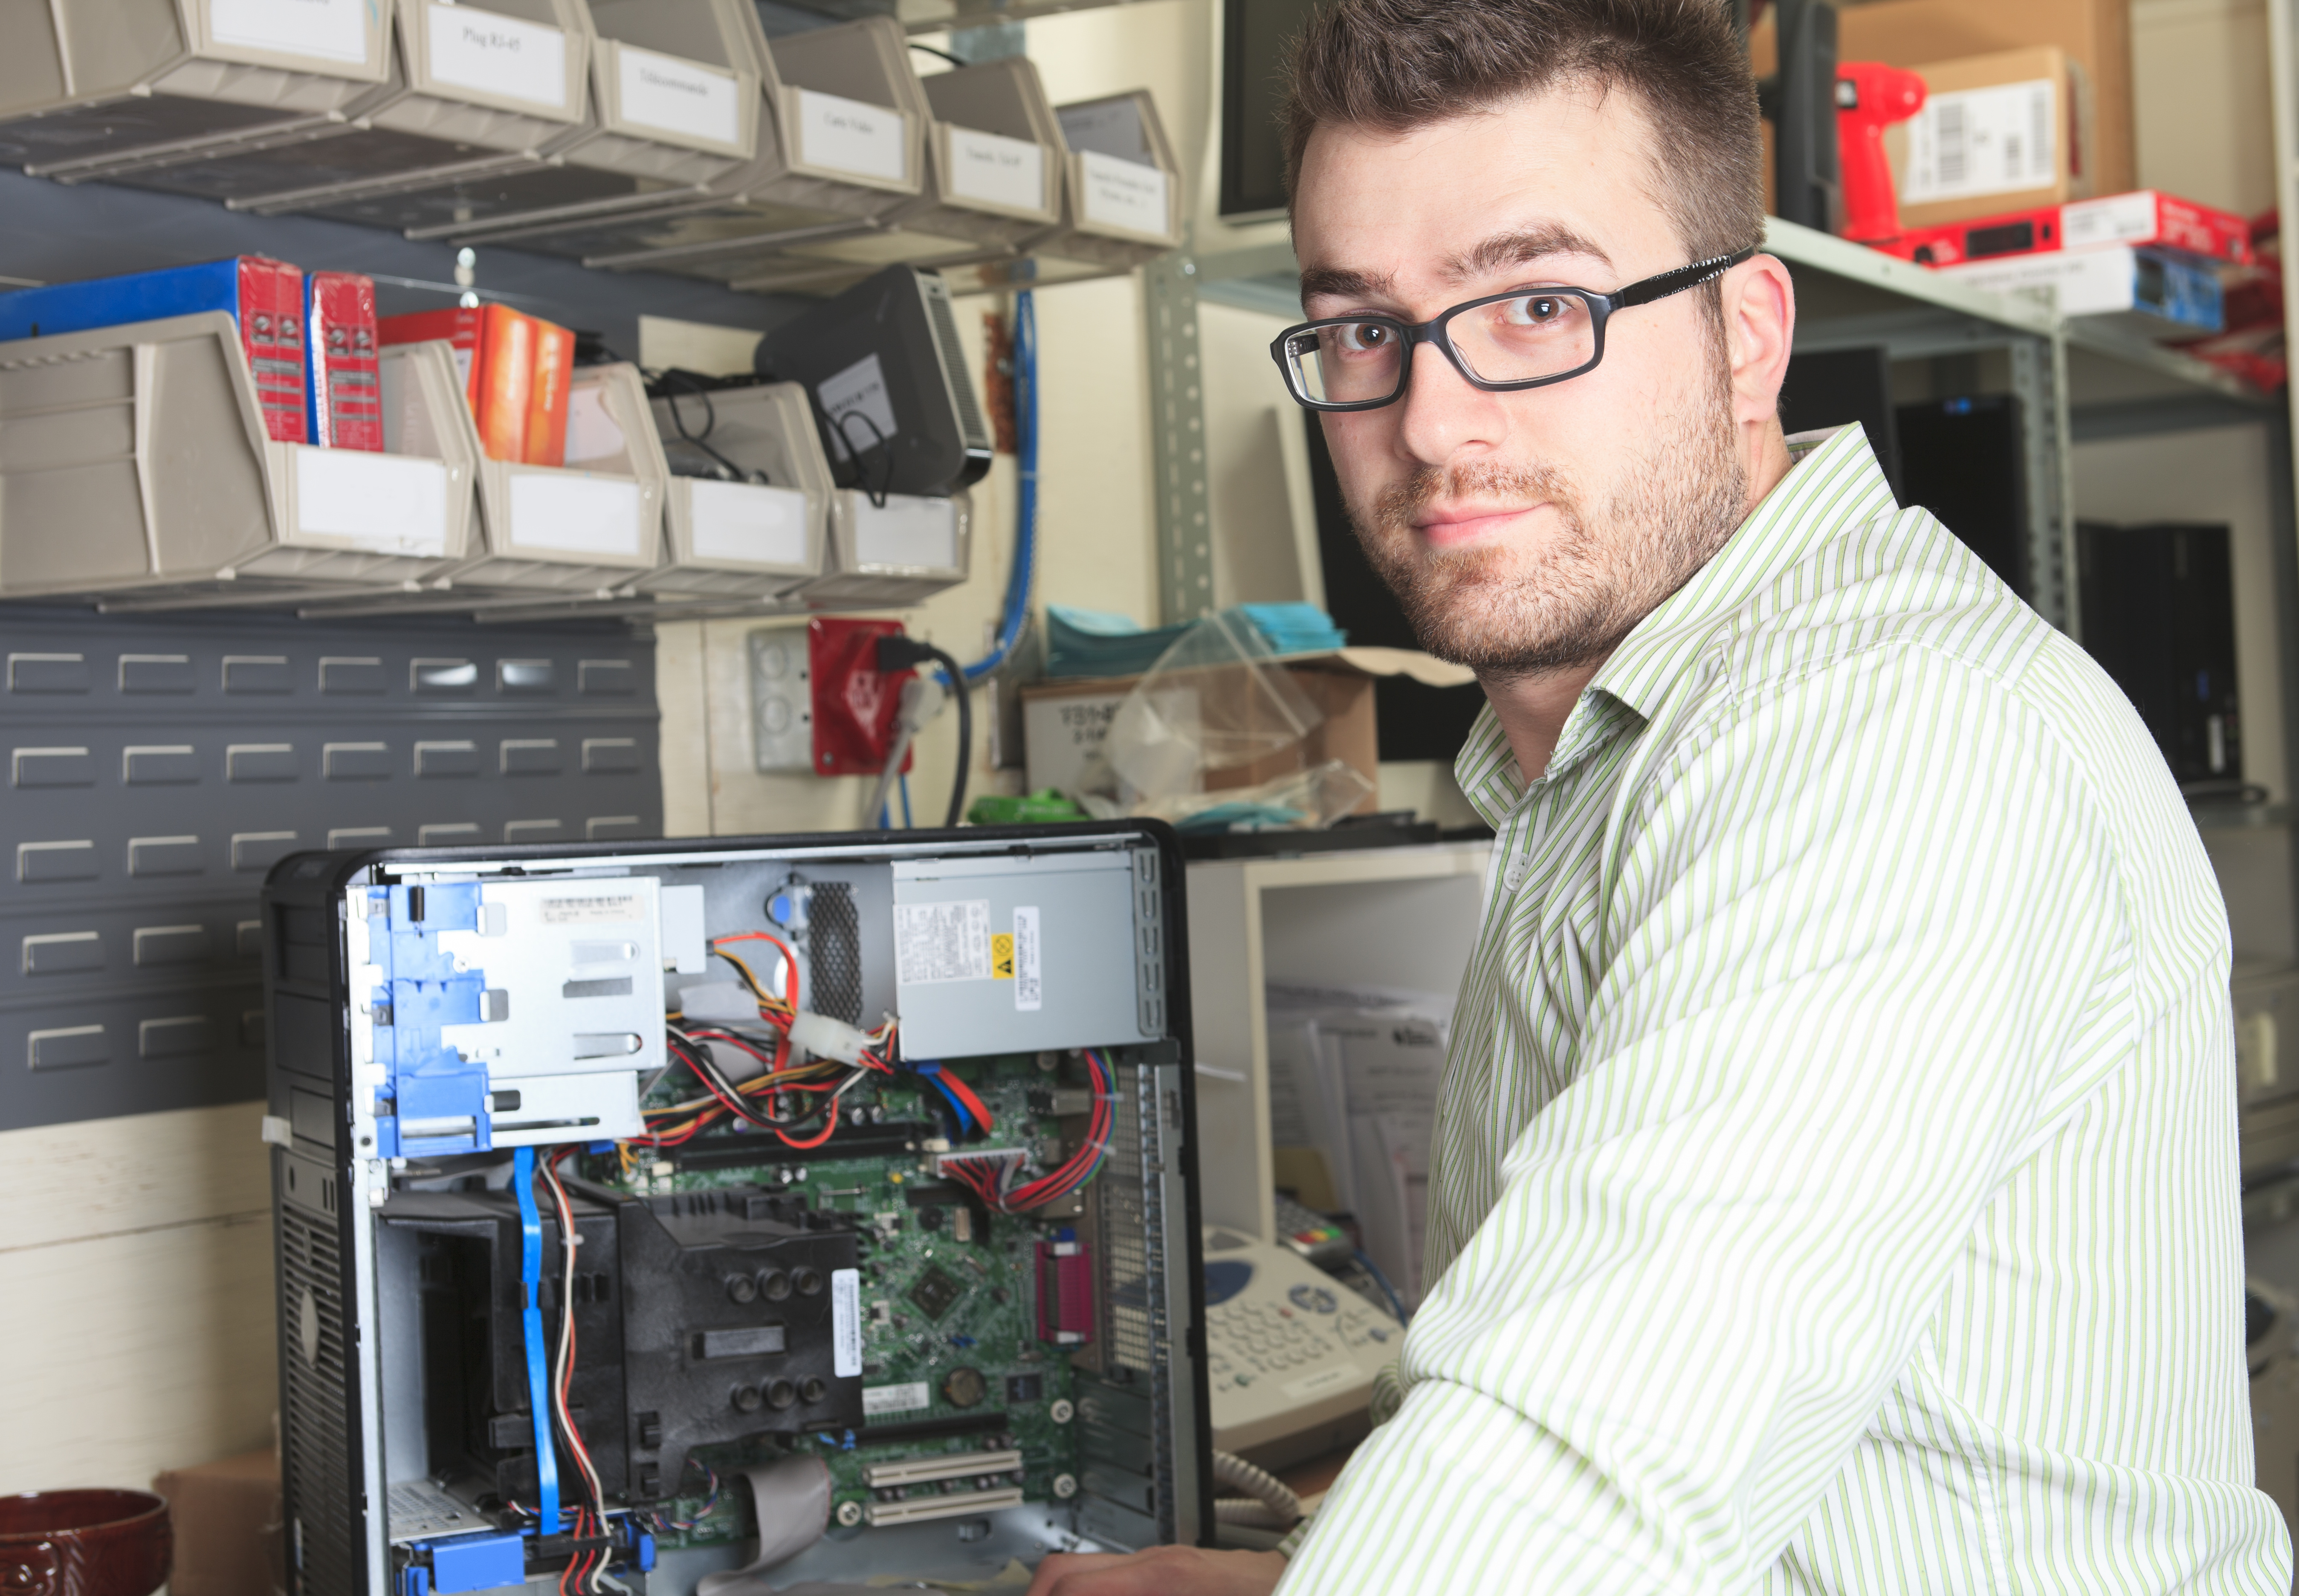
[[471, 304, 535, 463], [524, 317, 575, 468]]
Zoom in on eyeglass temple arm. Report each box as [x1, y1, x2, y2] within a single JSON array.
[[1612, 248, 1758, 309]]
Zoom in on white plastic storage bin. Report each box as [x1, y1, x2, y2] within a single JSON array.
[[640, 380, 828, 598], [0, 0, 393, 177], [44, 0, 594, 217], [722, 52, 1069, 295], [353, 0, 769, 239], [518, 16, 927, 281], [439, 359, 671, 596], [0, 312, 475, 602], [1039, 90, 1184, 269], [789, 489, 970, 607]]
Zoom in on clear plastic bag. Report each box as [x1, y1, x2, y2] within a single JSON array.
[[1071, 610, 1372, 830]]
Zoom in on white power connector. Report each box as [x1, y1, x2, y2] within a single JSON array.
[[787, 1009, 872, 1065]]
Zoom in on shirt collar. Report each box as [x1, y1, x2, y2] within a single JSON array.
[[1451, 425, 1897, 825]]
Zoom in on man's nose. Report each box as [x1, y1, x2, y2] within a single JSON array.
[[1394, 337, 1507, 466]]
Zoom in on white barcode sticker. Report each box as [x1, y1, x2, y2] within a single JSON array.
[[539, 893, 644, 925], [2061, 192, 2158, 250], [862, 1380, 930, 1416], [1012, 906, 1042, 1012], [1900, 78, 2057, 205], [831, 1268, 863, 1377], [895, 900, 993, 984]]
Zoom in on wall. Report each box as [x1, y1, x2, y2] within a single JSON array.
[[0, 1104, 277, 1495], [2132, 0, 2278, 217]]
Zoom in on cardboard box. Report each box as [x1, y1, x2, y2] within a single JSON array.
[[1752, 0, 2134, 200], [152, 1447, 283, 1596], [1940, 244, 2224, 335], [1884, 48, 2095, 230], [1019, 647, 1471, 813]]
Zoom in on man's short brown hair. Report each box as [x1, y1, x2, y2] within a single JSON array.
[[1281, 0, 1764, 267]]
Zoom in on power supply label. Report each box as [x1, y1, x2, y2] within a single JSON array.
[[1012, 907, 1042, 1012], [831, 1268, 863, 1378], [894, 900, 992, 984]]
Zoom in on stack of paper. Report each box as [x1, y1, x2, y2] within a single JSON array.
[[1266, 983, 1454, 1306]]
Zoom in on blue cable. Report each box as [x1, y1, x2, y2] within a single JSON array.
[[1352, 1248, 1412, 1328], [512, 1147, 561, 1529], [912, 1062, 973, 1134], [899, 774, 914, 828], [961, 289, 1037, 684]]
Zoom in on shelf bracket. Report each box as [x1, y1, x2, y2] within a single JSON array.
[[1145, 238, 1215, 624], [2009, 333, 2075, 636]]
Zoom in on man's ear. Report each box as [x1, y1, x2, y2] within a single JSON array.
[[1724, 254, 1796, 428]]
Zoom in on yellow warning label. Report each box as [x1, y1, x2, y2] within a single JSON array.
[[990, 932, 1016, 980]]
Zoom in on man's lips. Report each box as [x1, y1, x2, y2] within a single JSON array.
[[1410, 504, 1548, 548]]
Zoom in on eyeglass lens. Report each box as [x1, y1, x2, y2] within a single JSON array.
[[1282, 291, 1599, 405]]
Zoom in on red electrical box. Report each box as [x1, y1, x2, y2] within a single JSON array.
[[808, 616, 915, 776]]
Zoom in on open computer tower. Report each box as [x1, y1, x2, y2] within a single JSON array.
[[262, 822, 1209, 1595]]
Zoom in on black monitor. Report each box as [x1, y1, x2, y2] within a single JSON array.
[[1220, 0, 1325, 218]]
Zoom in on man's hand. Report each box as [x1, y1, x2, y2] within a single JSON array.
[[1023, 1546, 1287, 1596]]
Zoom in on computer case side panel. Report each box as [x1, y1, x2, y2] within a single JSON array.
[[267, 852, 388, 1596]]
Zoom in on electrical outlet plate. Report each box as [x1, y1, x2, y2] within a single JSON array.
[[807, 616, 915, 778], [750, 624, 816, 773]]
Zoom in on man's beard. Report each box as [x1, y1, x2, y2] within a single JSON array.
[[1348, 360, 1749, 680]]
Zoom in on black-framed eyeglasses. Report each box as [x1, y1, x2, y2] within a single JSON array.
[[1269, 249, 1755, 412]]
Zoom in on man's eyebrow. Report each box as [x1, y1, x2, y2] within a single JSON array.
[[1297, 263, 1395, 303], [1441, 225, 1614, 284]]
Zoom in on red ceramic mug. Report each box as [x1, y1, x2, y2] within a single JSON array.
[[0, 1491, 170, 1596]]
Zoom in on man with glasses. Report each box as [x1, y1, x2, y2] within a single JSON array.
[[1029, 0, 2287, 1590]]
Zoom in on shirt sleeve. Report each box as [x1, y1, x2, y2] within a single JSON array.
[[1275, 644, 2141, 1595]]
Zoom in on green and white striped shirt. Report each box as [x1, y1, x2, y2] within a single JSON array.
[[1276, 426, 2290, 1593]]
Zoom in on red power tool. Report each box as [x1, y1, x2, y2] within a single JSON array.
[[1836, 62, 1927, 243]]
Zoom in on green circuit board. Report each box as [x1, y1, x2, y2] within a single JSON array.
[[577, 1052, 1096, 1550]]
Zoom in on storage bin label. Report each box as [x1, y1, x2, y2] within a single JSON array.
[[689, 480, 810, 568], [618, 46, 741, 147], [211, 0, 369, 63], [798, 89, 906, 182], [426, 3, 568, 109], [295, 449, 450, 555], [507, 474, 644, 557], [1080, 151, 1168, 236], [851, 494, 956, 572], [948, 127, 1045, 212]]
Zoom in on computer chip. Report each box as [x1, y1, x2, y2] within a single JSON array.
[[909, 1264, 964, 1321]]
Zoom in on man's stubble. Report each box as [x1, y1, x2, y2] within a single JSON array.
[[1348, 337, 1748, 681]]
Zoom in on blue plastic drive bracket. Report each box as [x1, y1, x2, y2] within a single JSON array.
[[512, 1147, 561, 1529]]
